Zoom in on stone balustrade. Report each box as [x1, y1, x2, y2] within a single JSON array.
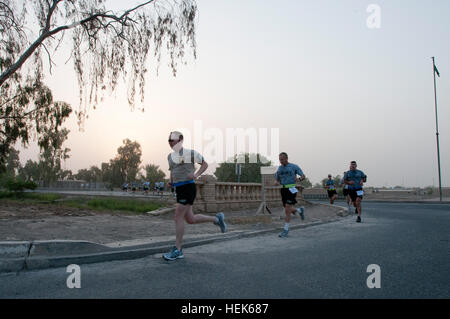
[[192, 175, 303, 213]]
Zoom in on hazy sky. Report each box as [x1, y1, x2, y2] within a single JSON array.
[[17, 0, 450, 187]]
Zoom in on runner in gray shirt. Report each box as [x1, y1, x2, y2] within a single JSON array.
[[163, 131, 227, 261]]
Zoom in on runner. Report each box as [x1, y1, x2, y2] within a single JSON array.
[[325, 174, 338, 204], [344, 161, 367, 223], [163, 131, 227, 261], [158, 181, 165, 196], [142, 181, 150, 194], [274, 152, 306, 238], [340, 172, 351, 212]]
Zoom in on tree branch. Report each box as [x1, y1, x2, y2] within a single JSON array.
[[0, 0, 157, 88]]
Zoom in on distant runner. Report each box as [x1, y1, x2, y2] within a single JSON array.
[[325, 174, 338, 204], [163, 131, 227, 261], [344, 161, 367, 223], [274, 152, 306, 238], [158, 181, 165, 196]]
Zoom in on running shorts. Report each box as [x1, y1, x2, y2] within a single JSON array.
[[280, 188, 297, 207], [327, 190, 337, 198], [349, 189, 363, 202], [175, 183, 197, 205]]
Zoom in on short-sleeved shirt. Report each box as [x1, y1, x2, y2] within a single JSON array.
[[326, 179, 336, 190], [345, 169, 367, 190], [274, 163, 304, 186], [168, 148, 204, 183]]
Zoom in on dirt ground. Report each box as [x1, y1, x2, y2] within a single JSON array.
[[0, 200, 344, 245]]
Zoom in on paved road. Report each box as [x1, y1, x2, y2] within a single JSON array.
[[0, 202, 449, 299]]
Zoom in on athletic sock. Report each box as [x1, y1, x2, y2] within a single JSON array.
[[284, 223, 289, 231]]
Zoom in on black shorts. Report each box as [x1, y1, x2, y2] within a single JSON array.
[[175, 183, 196, 205], [281, 188, 297, 207], [327, 190, 337, 198], [349, 189, 363, 202], [343, 188, 349, 196]]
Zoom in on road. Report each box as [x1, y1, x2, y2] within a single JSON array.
[[0, 202, 449, 299]]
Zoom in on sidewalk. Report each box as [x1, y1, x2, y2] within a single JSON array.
[[0, 201, 347, 272]]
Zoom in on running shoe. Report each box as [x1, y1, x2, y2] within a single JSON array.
[[356, 216, 361, 223], [214, 212, 227, 233], [279, 229, 289, 238], [163, 246, 184, 261], [297, 206, 305, 220]]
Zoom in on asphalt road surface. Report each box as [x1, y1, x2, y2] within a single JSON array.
[[1, 202, 449, 299]]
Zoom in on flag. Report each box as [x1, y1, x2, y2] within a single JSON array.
[[434, 65, 440, 77]]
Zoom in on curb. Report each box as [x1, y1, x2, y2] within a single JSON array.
[[364, 200, 450, 204], [1, 210, 348, 273], [309, 199, 450, 205]]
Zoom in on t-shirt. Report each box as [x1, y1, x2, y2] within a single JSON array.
[[274, 163, 304, 186], [326, 179, 336, 190], [345, 169, 367, 190], [168, 148, 204, 183]]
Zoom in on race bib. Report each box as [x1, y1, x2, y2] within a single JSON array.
[[289, 187, 298, 194], [356, 190, 364, 196]]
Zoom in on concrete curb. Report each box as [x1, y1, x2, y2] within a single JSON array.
[[364, 200, 450, 204], [311, 199, 450, 205], [1, 208, 349, 273]]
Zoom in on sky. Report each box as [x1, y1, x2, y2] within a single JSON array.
[[16, 0, 450, 188]]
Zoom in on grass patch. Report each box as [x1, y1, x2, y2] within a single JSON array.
[[57, 197, 166, 214], [85, 198, 165, 213], [0, 191, 62, 202], [0, 191, 167, 214]]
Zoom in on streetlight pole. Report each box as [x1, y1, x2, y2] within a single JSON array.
[[432, 57, 442, 202]]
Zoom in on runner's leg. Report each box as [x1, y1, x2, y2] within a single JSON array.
[[355, 197, 362, 216], [184, 205, 216, 224], [174, 203, 190, 250]]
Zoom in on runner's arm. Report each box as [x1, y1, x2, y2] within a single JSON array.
[[167, 172, 173, 188], [194, 160, 208, 179]]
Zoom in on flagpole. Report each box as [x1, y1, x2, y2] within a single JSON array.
[[432, 57, 442, 202]]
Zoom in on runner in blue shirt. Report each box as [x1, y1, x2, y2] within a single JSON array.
[[274, 152, 306, 238], [325, 174, 338, 204], [344, 161, 367, 223]]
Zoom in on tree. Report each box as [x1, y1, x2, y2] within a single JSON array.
[[1, 0, 197, 170], [114, 138, 142, 183], [101, 160, 123, 188], [75, 165, 102, 182], [38, 128, 71, 186], [214, 153, 272, 183], [142, 163, 166, 184], [18, 159, 40, 182], [1, 147, 21, 177]]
